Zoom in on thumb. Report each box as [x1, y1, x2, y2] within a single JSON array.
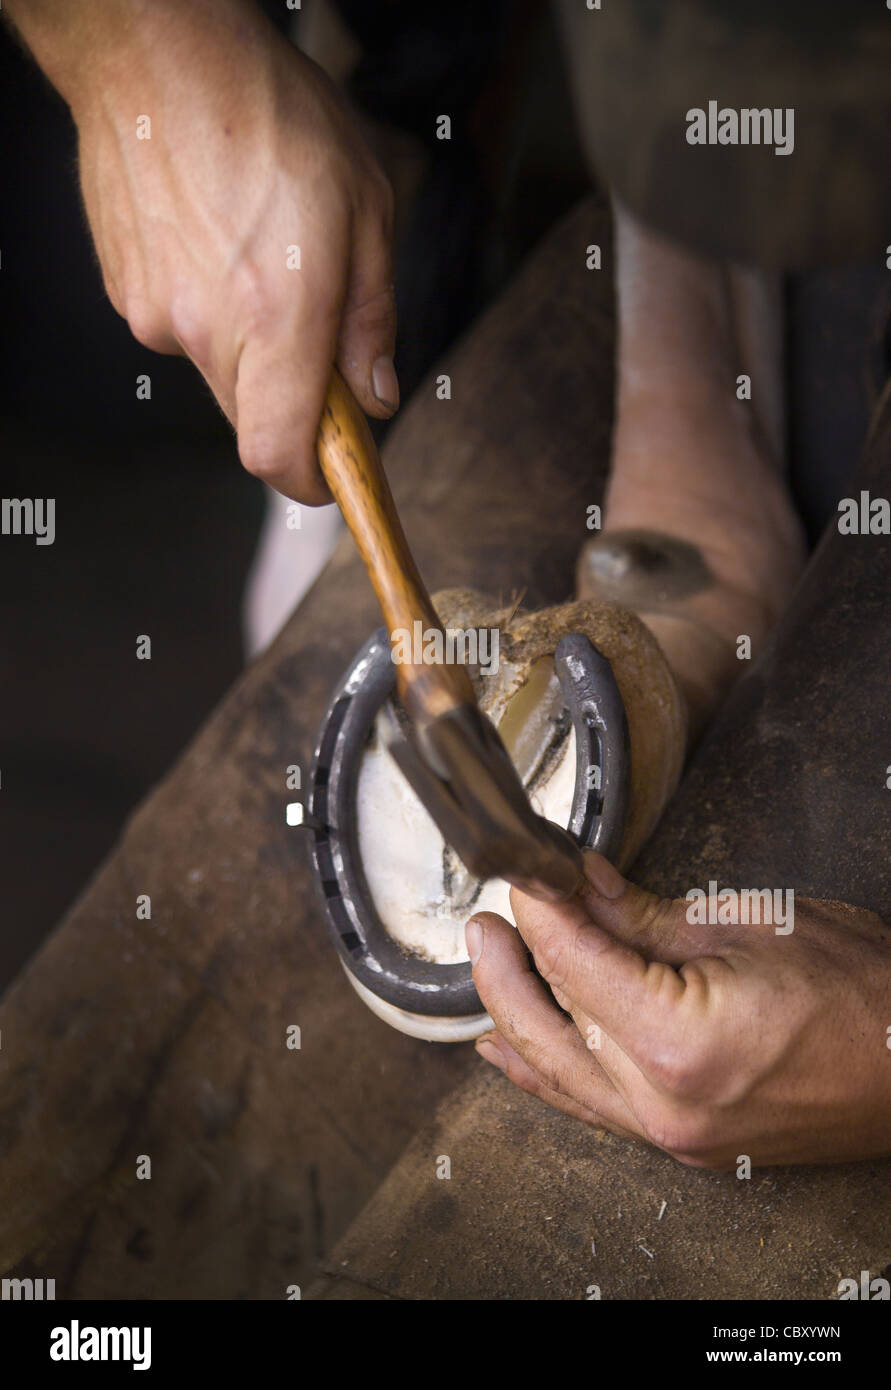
[[336, 202, 399, 420], [577, 851, 723, 961], [510, 850, 714, 966]]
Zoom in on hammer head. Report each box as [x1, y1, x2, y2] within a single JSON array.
[[381, 688, 585, 903]]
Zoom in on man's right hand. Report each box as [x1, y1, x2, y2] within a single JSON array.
[[8, 0, 398, 503]]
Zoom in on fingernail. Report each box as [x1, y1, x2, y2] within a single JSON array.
[[476, 1039, 506, 1072], [372, 355, 399, 413], [583, 852, 626, 900], [465, 917, 484, 965]]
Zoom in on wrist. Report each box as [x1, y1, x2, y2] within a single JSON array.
[[5, 0, 268, 112]]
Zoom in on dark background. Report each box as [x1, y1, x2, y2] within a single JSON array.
[[0, 27, 260, 989]]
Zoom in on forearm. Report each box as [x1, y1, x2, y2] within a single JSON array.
[[4, 0, 269, 110], [7, 0, 396, 501]]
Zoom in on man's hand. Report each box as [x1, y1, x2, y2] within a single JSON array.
[[9, 0, 397, 503], [466, 851, 891, 1167]]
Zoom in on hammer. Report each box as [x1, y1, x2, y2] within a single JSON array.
[[316, 369, 584, 902]]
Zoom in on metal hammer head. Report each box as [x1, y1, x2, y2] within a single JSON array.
[[382, 697, 584, 901], [380, 633, 629, 903]]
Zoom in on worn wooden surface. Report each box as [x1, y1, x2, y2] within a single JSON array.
[[0, 197, 616, 1297]]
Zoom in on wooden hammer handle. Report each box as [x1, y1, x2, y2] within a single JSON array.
[[316, 368, 475, 722]]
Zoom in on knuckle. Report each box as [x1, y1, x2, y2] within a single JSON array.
[[645, 1039, 713, 1101], [126, 299, 169, 352], [645, 1105, 719, 1166], [169, 297, 211, 365], [344, 285, 396, 339], [549, 982, 574, 1014], [238, 433, 287, 483], [633, 891, 679, 941], [674, 1149, 726, 1171], [533, 928, 574, 994]]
